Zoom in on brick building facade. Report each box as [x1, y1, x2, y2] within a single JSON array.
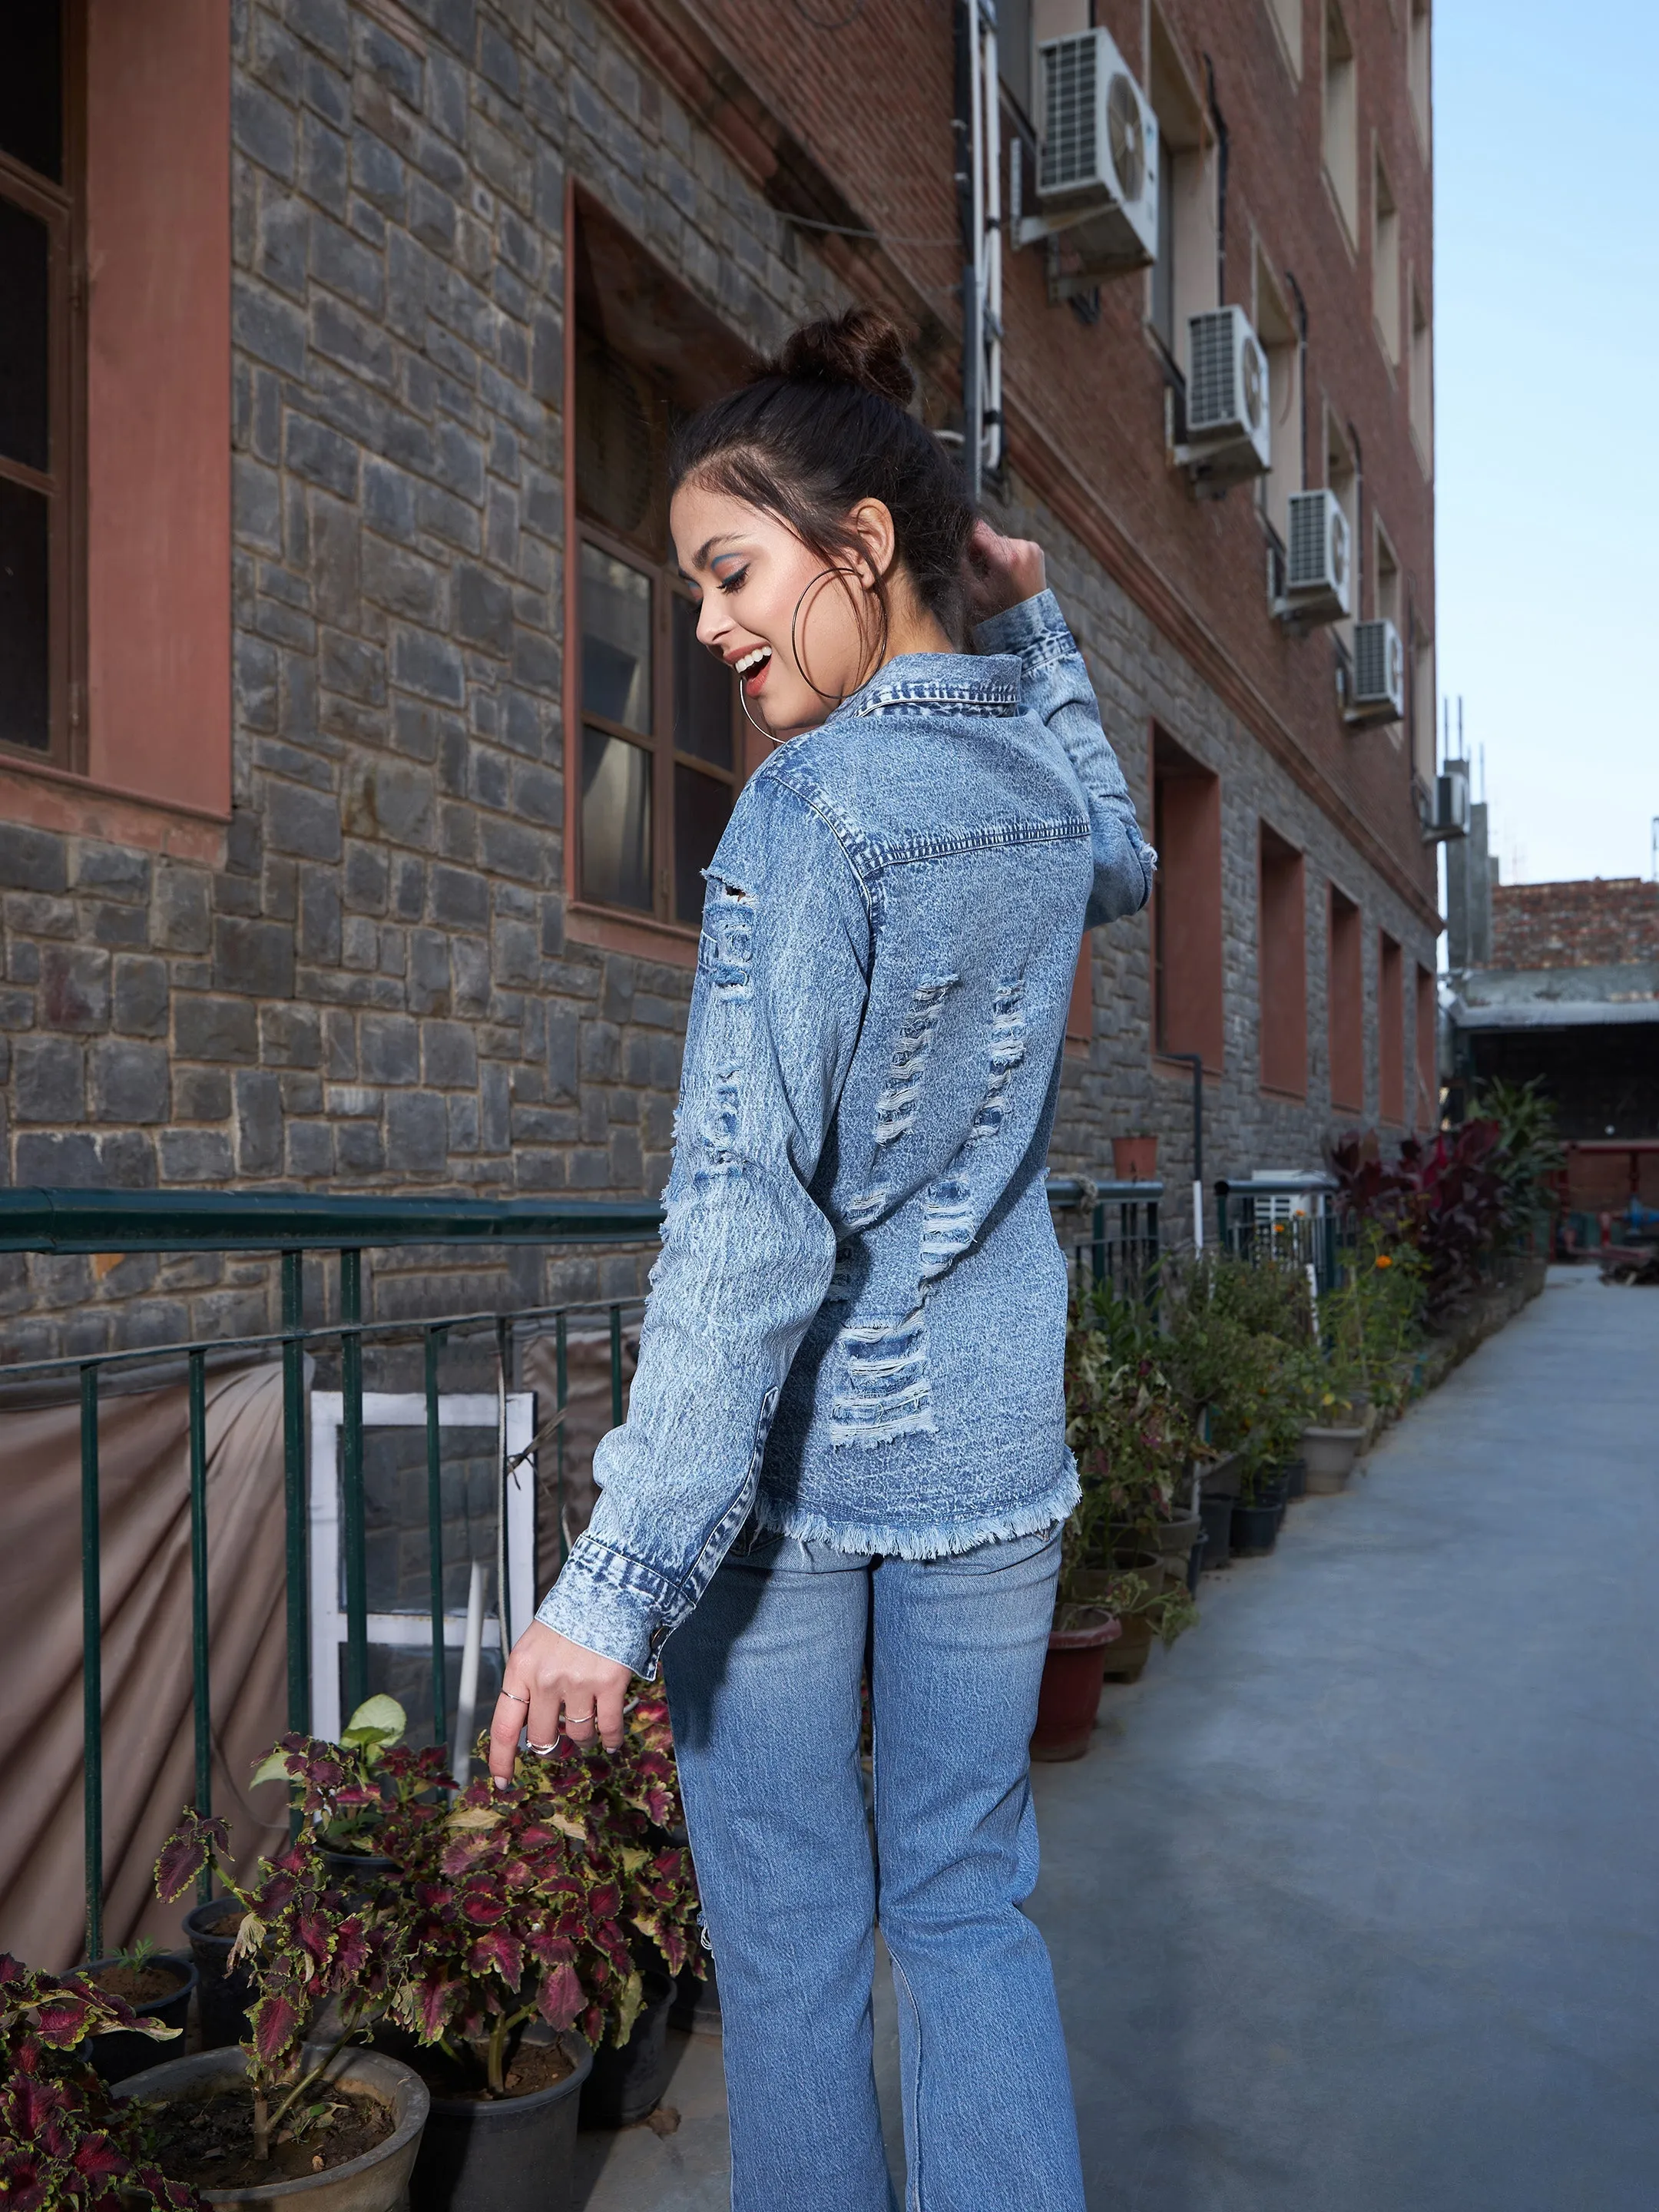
[[0, 0, 1440, 1359]]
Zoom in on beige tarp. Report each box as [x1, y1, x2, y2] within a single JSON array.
[[0, 1365, 290, 1972]]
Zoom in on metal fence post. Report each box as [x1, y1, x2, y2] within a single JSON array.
[[281, 1252, 310, 1737], [340, 1249, 368, 1716], [424, 1326, 448, 1755], [187, 1350, 212, 1900], [80, 1364, 102, 1965]]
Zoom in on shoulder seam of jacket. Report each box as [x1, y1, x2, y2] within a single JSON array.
[[755, 761, 879, 921]]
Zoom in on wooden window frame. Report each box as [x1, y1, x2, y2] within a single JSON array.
[[1258, 823, 1308, 1100], [1327, 884, 1365, 1114], [0, 0, 87, 773], [573, 515, 742, 935], [1379, 929, 1404, 1124]]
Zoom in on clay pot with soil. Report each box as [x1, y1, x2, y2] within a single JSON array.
[[1031, 1612, 1124, 1761], [82, 1950, 197, 2084], [382, 2025, 592, 2212], [114, 2043, 428, 2212]]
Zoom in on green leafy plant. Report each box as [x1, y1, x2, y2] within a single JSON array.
[[251, 1694, 427, 1859], [0, 1954, 203, 2212]]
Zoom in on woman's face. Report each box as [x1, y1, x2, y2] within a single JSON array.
[[670, 482, 887, 741]]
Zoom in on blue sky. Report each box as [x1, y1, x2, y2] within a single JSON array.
[[1434, 0, 1658, 887]]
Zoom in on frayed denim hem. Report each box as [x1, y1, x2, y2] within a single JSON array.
[[747, 1463, 1081, 1561]]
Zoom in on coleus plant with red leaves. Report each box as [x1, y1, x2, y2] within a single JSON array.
[[154, 1815, 390, 2161], [0, 1955, 205, 2212]]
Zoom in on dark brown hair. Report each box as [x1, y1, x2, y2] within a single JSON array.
[[668, 307, 975, 654]]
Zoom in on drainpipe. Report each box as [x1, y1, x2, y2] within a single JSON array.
[[1166, 1051, 1206, 1250], [1285, 270, 1309, 488], [1204, 56, 1229, 304]]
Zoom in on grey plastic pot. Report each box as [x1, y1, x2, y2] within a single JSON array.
[[1300, 1425, 1366, 1492], [409, 2026, 591, 2212], [580, 1969, 675, 2128], [669, 1952, 720, 2038], [84, 1952, 197, 2084], [114, 2044, 429, 2212]]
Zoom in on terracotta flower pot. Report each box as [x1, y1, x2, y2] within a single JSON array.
[[1111, 1134, 1158, 1181], [1031, 1616, 1123, 1761]]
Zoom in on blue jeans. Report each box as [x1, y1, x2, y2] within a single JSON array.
[[664, 1521, 1084, 2212]]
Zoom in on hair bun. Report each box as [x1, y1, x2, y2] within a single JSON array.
[[775, 307, 916, 411]]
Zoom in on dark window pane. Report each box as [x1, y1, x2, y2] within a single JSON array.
[[581, 725, 653, 912], [580, 542, 652, 734], [0, 196, 51, 474], [674, 764, 733, 926], [0, 2, 63, 183], [0, 478, 49, 753], [673, 593, 733, 768]]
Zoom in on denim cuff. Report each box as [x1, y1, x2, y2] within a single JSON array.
[[972, 588, 1072, 661], [535, 1532, 679, 1677]]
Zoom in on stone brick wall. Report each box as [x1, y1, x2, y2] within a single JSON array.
[[0, 0, 1437, 1365], [1489, 879, 1659, 972]]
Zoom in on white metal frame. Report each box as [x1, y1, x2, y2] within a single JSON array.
[[307, 1391, 536, 1743]]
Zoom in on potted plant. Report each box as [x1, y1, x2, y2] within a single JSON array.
[[250, 1692, 700, 2205], [79, 1939, 199, 2086], [1111, 1132, 1158, 1181], [128, 1810, 429, 2210], [250, 1694, 434, 1890], [1, 1952, 207, 2210]]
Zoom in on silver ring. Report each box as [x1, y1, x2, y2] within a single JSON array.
[[498, 1689, 530, 1703], [526, 1740, 559, 1757]]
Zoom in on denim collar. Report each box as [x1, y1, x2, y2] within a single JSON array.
[[843, 651, 1022, 718]]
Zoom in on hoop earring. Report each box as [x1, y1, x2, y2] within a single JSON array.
[[790, 566, 888, 711], [738, 680, 777, 747]]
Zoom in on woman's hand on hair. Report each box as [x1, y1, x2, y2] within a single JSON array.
[[963, 520, 1046, 628]]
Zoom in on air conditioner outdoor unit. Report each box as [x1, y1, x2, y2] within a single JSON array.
[[1177, 306, 1270, 487], [1021, 27, 1158, 287], [1421, 760, 1472, 842], [1274, 488, 1351, 626], [1345, 618, 1405, 727]]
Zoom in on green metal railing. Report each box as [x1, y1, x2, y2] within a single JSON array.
[[0, 1178, 1157, 1962], [1213, 1175, 1351, 1293]]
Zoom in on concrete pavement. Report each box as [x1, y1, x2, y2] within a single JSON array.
[[574, 1268, 1659, 2210]]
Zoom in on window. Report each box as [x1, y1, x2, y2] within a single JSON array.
[[1152, 731, 1224, 1073], [0, 0, 83, 766], [1259, 825, 1306, 1098], [1379, 931, 1403, 1122], [1374, 518, 1399, 631], [1264, 0, 1303, 78], [1407, 0, 1430, 152], [1148, 7, 1215, 368], [1066, 936, 1093, 1047], [1327, 885, 1363, 1113], [998, 0, 1034, 124], [1322, 0, 1359, 248], [570, 202, 757, 936], [1253, 244, 1301, 543], [1409, 273, 1432, 474], [1372, 146, 1400, 364], [1410, 624, 1435, 783], [1414, 961, 1437, 1128]]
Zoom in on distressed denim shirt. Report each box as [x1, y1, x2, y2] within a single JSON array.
[[537, 589, 1154, 1674]]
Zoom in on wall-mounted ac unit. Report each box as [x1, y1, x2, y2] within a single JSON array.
[[1345, 618, 1405, 727], [1019, 27, 1158, 288], [1177, 306, 1270, 488], [1274, 489, 1351, 626], [1421, 760, 1471, 842]]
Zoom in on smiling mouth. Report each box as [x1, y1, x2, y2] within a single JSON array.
[[732, 644, 773, 692]]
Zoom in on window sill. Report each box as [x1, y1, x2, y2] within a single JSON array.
[[1154, 1051, 1222, 1081], [0, 753, 229, 862], [1330, 1096, 1365, 1118], [1259, 1081, 1310, 1104], [565, 902, 701, 969]]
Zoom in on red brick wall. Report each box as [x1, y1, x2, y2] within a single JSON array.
[[684, 0, 1436, 916], [1490, 879, 1659, 970]]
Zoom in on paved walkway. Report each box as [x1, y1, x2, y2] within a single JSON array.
[[575, 1269, 1659, 2210]]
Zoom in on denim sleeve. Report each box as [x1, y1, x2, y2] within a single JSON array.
[[973, 588, 1155, 928], [535, 772, 871, 1676]]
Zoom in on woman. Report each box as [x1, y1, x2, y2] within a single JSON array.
[[489, 307, 1153, 2209]]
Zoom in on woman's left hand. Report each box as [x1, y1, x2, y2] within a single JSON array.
[[486, 1620, 634, 1783]]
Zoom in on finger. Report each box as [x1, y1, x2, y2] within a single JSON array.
[[595, 1682, 628, 1753], [525, 1677, 565, 1757], [487, 1685, 528, 1786], [563, 1698, 599, 1747]]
